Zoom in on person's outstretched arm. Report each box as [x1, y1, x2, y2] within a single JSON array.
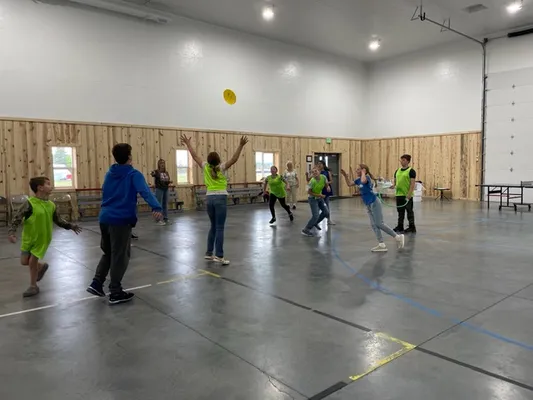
[[340, 169, 355, 187], [224, 136, 249, 169], [133, 171, 162, 212], [180, 134, 203, 168]]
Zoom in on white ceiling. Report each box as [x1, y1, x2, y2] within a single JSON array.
[[128, 0, 533, 61]]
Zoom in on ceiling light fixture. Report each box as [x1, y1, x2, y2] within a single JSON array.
[[368, 39, 381, 51], [507, 1, 523, 14], [262, 5, 275, 21]]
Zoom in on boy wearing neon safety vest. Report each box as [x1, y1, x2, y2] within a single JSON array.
[[301, 167, 330, 237], [8, 177, 82, 298], [392, 154, 417, 233]]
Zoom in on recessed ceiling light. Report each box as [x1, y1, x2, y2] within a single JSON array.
[[507, 1, 523, 14], [368, 39, 381, 51], [262, 5, 275, 21]]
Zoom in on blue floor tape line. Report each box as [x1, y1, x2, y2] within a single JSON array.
[[332, 235, 533, 352]]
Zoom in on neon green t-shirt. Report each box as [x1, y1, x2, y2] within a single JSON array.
[[308, 175, 326, 196], [266, 175, 287, 198], [21, 197, 56, 259], [203, 162, 228, 193]]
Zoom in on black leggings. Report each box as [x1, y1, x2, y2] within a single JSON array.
[[269, 194, 292, 218]]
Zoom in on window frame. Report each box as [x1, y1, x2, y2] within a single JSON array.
[[51, 146, 77, 190], [175, 149, 192, 185], [255, 151, 278, 182]]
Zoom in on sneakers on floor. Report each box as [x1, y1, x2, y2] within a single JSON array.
[[393, 226, 404, 233], [289, 213, 294, 222], [301, 229, 314, 237], [131, 233, 139, 240], [156, 221, 167, 226], [213, 256, 230, 265], [109, 291, 135, 305], [23, 285, 40, 298], [87, 280, 106, 297], [269, 218, 276, 224], [396, 234, 405, 249], [204, 254, 214, 261], [37, 263, 49, 282], [327, 220, 336, 225], [404, 226, 417, 234], [371, 243, 388, 252]]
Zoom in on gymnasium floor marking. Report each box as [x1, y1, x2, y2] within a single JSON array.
[[0, 272, 207, 320], [332, 234, 533, 352]]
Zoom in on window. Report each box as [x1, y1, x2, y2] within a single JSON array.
[[255, 151, 275, 182], [52, 147, 76, 188], [176, 149, 190, 184]]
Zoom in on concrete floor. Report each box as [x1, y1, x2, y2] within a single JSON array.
[[1, 198, 533, 400]]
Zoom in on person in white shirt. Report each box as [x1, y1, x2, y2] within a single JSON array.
[[283, 161, 300, 210]]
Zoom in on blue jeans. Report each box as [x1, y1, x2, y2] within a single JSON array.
[[206, 195, 227, 258], [305, 197, 329, 231], [367, 200, 396, 242], [155, 188, 169, 221]]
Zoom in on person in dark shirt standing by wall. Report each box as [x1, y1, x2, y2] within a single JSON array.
[[151, 159, 172, 226], [392, 154, 417, 234]]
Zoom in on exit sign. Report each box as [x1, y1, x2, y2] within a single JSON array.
[[326, 138, 332, 144]]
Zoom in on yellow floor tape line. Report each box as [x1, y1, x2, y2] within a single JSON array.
[[199, 269, 222, 278], [349, 346, 412, 381], [374, 332, 416, 350]]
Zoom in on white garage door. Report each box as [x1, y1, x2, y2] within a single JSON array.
[[485, 36, 533, 203]]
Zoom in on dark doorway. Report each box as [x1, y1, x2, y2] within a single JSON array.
[[314, 153, 340, 197]]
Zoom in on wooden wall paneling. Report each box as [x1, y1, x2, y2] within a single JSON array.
[[0, 122, 7, 197]]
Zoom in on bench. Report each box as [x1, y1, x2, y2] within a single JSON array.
[[194, 183, 263, 210], [76, 187, 184, 220], [50, 193, 74, 221]]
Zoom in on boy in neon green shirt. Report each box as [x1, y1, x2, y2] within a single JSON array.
[[392, 154, 417, 233], [263, 166, 294, 224], [8, 177, 82, 297]]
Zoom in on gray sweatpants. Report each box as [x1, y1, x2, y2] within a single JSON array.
[[367, 200, 397, 243], [94, 223, 132, 294]]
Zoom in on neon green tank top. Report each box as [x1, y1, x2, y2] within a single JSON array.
[[395, 167, 412, 197], [309, 175, 326, 196], [266, 175, 286, 198], [203, 163, 227, 192], [21, 197, 56, 259]]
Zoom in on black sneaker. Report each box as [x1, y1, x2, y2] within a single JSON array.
[[131, 233, 138, 240], [87, 280, 106, 297], [404, 226, 417, 234], [109, 291, 135, 305], [269, 218, 276, 224], [289, 213, 294, 222], [393, 226, 404, 233]]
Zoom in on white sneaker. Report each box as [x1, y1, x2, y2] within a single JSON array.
[[204, 255, 214, 261], [213, 256, 230, 265], [371, 243, 388, 252], [327, 220, 336, 225], [156, 221, 166, 226], [396, 234, 405, 249]]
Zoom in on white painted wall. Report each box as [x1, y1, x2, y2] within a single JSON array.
[[484, 35, 533, 203], [0, 0, 366, 138], [364, 40, 484, 138]]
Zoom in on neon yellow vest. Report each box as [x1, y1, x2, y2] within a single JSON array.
[[21, 197, 55, 259], [309, 175, 326, 196], [203, 164, 227, 192], [395, 167, 412, 197]]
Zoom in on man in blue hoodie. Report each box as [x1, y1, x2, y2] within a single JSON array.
[[86, 143, 162, 305]]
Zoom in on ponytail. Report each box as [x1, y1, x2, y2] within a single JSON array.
[[210, 164, 220, 179], [359, 164, 377, 181]]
